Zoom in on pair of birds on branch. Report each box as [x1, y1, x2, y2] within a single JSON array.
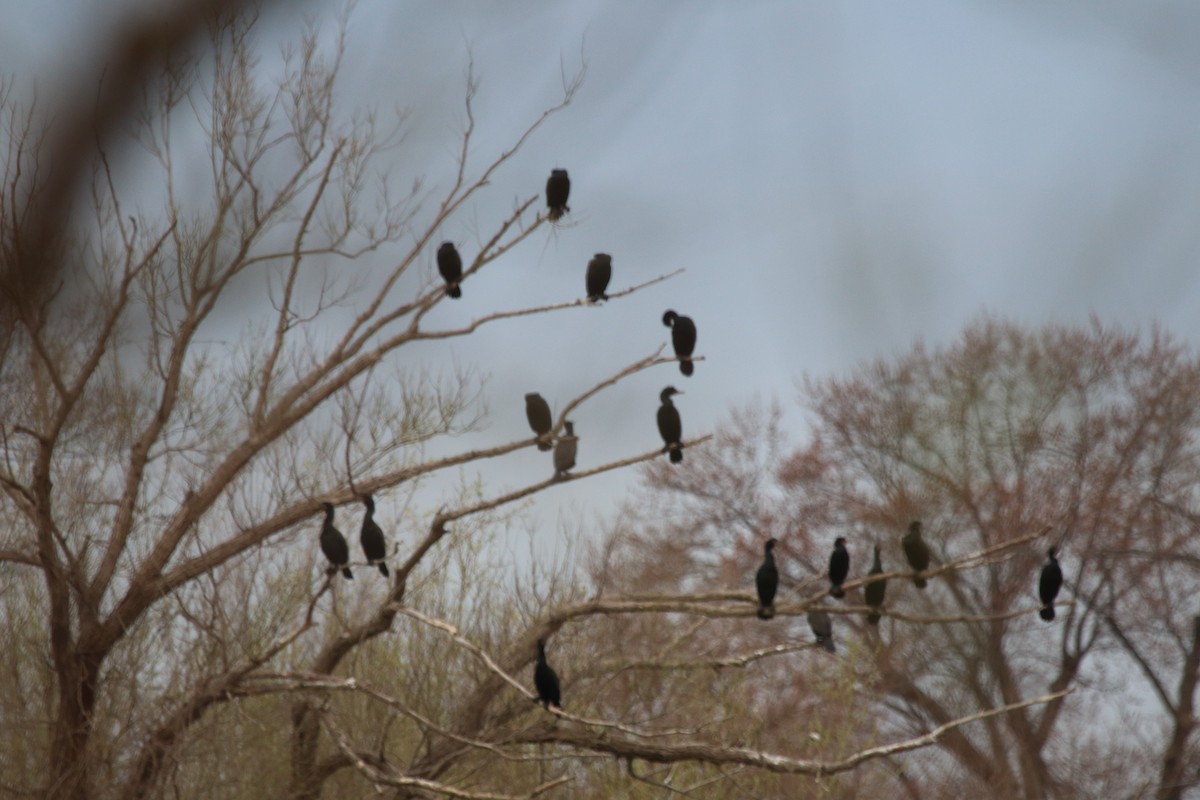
[[524, 392, 577, 477], [754, 539, 834, 651], [318, 498, 390, 580]]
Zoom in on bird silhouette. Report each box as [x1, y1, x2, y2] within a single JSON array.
[[755, 538, 778, 620], [360, 494, 389, 577], [436, 242, 463, 299], [319, 502, 353, 579], [656, 386, 684, 464], [525, 393, 553, 451], [662, 310, 697, 376], [554, 420, 577, 477], [864, 544, 887, 624], [828, 537, 849, 599], [902, 520, 930, 589], [534, 639, 562, 710], [586, 253, 611, 302], [807, 608, 836, 653], [545, 169, 570, 221], [1039, 548, 1063, 621]]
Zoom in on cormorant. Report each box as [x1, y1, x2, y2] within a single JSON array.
[[554, 420, 577, 477], [864, 544, 887, 624], [546, 169, 570, 221], [524, 393, 553, 451], [902, 520, 930, 589], [534, 639, 562, 710], [656, 386, 684, 464], [436, 242, 463, 299], [829, 537, 849, 599], [807, 608, 836, 653], [586, 253, 611, 302], [319, 502, 353, 579], [662, 310, 697, 376], [360, 494, 389, 577], [1039, 548, 1063, 621], [755, 538, 778, 620]]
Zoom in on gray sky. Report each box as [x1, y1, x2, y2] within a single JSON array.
[[6, 1, 1200, 540]]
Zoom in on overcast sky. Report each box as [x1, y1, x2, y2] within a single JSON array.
[[6, 1, 1200, 542]]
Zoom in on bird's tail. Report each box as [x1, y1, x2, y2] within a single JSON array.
[[914, 575, 927, 589], [378, 563, 390, 578], [830, 586, 845, 599], [757, 604, 774, 620], [537, 437, 553, 452], [680, 359, 693, 377], [867, 611, 881, 625], [1040, 606, 1055, 621], [818, 637, 836, 654], [548, 208, 565, 221], [447, 285, 461, 299], [342, 567, 354, 579], [669, 445, 684, 464]]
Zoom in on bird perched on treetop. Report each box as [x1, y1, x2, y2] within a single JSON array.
[[586, 253, 611, 303], [524, 393, 553, 451], [554, 420, 577, 477], [828, 537, 849, 599], [656, 386, 684, 464], [864, 544, 887, 624], [807, 608, 836, 653], [662, 310, 697, 376], [902, 520, 931, 589], [534, 639, 562, 710], [1039, 548, 1063, 621], [360, 494, 389, 577], [436, 242, 463, 299], [319, 502, 353, 579], [755, 538, 778, 620], [545, 169, 570, 221]]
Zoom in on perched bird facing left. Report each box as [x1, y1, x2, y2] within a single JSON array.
[[807, 608, 836, 653], [902, 520, 931, 589], [828, 537, 849, 599], [546, 169, 570, 221], [755, 538, 779, 620], [436, 242, 463, 299], [656, 386, 684, 464], [1039, 548, 1063, 621], [554, 420, 577, 477], [586, 253, 611, 302], [360, 494, 389, 577], [662, 310, 697, 376], [534, 639, 562, 710], [319, 502, 353, 579], [524, 393, 553, 451]]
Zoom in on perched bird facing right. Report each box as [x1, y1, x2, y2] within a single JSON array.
[[534, 639, 562, 710], [319, 502, 353, 579], [755, 538, 779, 620], [656, 386, 684, 463], [828, 537, 849, 599], [902, 520, 931, 589], [436, 242, 463, 299], [360, 494, 389, 577], [524, 393, 553, 451], [586, 253, 611, 302], [1039, 548, 1063, 621], [864, 544, 887, 624], [545, 169, 570, 221], [807, 608, 836, 653], [662, 310, 697, 376], [554, 420, 577, 477]]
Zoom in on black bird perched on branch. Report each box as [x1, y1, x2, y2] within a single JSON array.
[[360, 494, 389, 577], [1039, 548, 1063, 621], [436, 242, 463, 299], [902, 520, 930, 589], [807, 608, 836, 653], [656, 386, 684, 463], [524, 393, 553, 451], [319, 502, 353, 579], [828, 537, 849, 599], [545, 169, 570, 221], [864, 544, 887, 624], [586, 253, 611, 302], [554, 420, 577, 477], [661, 310, 697, 376], [755, 538, 778, 620], [534, 639, 562, 710]]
